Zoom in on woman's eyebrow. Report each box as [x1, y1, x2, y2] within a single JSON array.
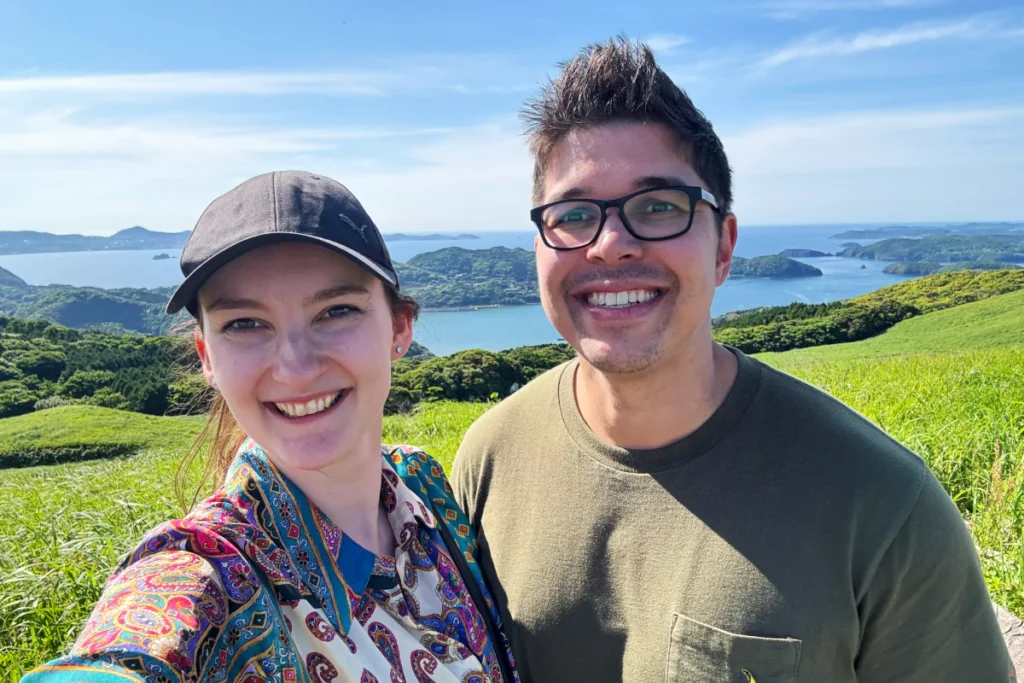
[[205, 296, 265, 313], [304, 284, 370, 306]]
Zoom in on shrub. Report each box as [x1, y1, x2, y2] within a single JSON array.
[[61, 370, 116, 399], [34, 395, 76, 411], [0, 380, 37, 418], [85, 388, 130, 410]]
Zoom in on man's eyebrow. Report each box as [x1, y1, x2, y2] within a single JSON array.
[[544, 176, 691, 204], [303, 283, 370, 307], [545, 186, 591, 203], [633, 175, 688, 190]]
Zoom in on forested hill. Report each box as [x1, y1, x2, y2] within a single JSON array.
[[395, 247, 540, 309], [839, 234, 1024, 263]]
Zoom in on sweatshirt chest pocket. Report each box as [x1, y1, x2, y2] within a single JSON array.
[[666, 614, 802, 683]]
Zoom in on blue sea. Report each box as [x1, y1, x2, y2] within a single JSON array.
[[0, 225, 914, 356]]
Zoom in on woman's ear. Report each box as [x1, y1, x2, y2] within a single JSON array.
[[195, 332, 217, 386], [391, 310, 414, 361]]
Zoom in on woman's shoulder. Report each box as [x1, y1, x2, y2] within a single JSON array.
[[383, 444, 455, 502]]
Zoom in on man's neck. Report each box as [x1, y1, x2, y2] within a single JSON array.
[[574, 336, 738, 450]]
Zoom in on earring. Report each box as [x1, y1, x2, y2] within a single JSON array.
[[210, 377, 218, 389], [396, 346, 404, 354]]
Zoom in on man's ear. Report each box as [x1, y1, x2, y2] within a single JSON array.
[[391, 311, 415, 362], [195, 332, 216, 386], [715, 213, 739, 287]]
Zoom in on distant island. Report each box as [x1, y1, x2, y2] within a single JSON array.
[[883, 261, 1021, 276], [152, 253, 172, 261], [0, 227, 485, 256], [385, 233, 479, 242], [0, 246, 541, 335], [778, 249, 831, 258], [831, 222, 1024, 241], [730, 255, 823, 279], [839, 235, 1024, 264], [0, 227, 190, 255]]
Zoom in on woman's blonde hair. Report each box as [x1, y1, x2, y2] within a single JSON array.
[[172, 285, 419, 512]]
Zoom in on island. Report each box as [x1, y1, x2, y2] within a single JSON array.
[[884, 261, 1021, 276], [729, 255, 823, 278], [384, 233, 480, 241], [839, 235, 1024, 264], [152, 253, 172, 261], [778, 249, 831, 258], [0, 226, 191, 255], [831, 222, 1024, 241]]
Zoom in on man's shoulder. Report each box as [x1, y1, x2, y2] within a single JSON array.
[[744, 353, 929, 496], [465, 360, 570, 442]]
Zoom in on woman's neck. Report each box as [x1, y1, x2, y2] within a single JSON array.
[[273, 434, 395, 556]]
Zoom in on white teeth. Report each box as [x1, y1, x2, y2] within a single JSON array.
[[273, 392, 341, 418], [586, 289, 658, 308]]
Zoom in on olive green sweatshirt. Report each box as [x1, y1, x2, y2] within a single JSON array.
[[452, 350, 1011, 682]]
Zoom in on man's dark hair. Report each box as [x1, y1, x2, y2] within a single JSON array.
[[521, 37, 733, 215]]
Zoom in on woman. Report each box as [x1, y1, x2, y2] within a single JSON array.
[[24, 171, 517, 683]]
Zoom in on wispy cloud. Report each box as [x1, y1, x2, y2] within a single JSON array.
[[756, 16, 998, 69], [642, 34, 691, 54], [725, 105, 1024, 222], [758, 0, 942, 20], [0, 63, 536, 99], [0, 105, 532, 234]]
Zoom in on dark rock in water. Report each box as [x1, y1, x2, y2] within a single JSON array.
[[152, 253, 172, 261], [860, 264, 867, 269]]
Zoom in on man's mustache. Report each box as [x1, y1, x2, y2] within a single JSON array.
[[562, 264, 677, 292]]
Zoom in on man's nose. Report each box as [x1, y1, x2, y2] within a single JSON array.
[[586, 209, 643, 264]]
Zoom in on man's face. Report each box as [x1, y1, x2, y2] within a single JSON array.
[[534, 122, 736, 374]]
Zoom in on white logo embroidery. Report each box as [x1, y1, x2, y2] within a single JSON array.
[[339, 213, 369, 243]]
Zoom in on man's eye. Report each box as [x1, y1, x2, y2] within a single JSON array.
[[557, 209, 600, 224], [223, 318, 263, 332], [645, 201, 681, 214]]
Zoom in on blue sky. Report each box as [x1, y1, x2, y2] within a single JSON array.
[[1, 0, 1023, 235]]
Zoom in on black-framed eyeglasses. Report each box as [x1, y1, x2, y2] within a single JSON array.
[[530, 185, 720, 251]]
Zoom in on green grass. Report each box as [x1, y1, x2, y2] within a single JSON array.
[[0, 405, 203, 468], [758, 287, 1024, 364], [3, 337, 1024, 675]]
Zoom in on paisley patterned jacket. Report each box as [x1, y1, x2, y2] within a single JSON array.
[[23, 441, 518, 683]]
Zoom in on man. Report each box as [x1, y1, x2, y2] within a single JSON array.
[[451, 39, 1012, 682]]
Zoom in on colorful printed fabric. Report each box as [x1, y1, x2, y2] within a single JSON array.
[[23, 441, 517, 683]]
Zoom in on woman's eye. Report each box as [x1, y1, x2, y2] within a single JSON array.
[[320, 305, 358, 320], [223, 318, 263, 332]]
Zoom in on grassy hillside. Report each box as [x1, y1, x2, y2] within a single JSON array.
[[758, 288, 1024, 364]]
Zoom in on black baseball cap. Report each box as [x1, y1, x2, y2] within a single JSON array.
[[167, 170, 398, 316]]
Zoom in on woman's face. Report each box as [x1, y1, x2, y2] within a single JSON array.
[[195, 241, 412, 474]]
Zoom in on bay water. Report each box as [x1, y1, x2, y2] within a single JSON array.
[[0, 225, 912, 356]]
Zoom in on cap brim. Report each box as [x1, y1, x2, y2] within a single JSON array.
[[166, 232, 399, 316]]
